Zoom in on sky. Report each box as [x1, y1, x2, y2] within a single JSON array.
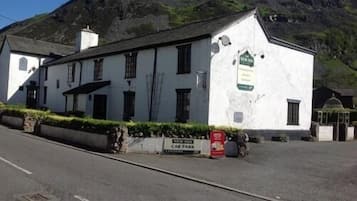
[[0, 0, 68, 29]]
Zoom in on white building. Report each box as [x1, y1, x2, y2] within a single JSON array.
[[0, 35, 74, 107], [41, 9, 315, 138]]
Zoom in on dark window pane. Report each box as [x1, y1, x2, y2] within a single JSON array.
[[43, 87, 47, 104], [44, 67, 48, 81], [176, 89, 191, 123], [125, 52, 137, 78], [68, 63, 76, 82], [177, 44, 191, 74], [123, 91, 135, 121], [94, 59, 103, 80], [287, 102, 299, 125]]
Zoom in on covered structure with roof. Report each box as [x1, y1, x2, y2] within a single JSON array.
[[42, 9, 315, 138], [313, 95, 355, 141], [0, 35, 74, 107]]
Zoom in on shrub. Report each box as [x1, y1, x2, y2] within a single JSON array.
[[2, 107, 50, 120], [0, 105, 242, 138], [42, 115, 123, 135]]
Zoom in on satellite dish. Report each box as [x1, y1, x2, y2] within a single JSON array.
[[220, 35, 231, 46]]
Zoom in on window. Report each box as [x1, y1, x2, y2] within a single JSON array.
[[68, 63, 76, 83], [19, 57, 28, 71], [56, 80, 60, 89], [44, 67, 48, 81], [123, 91, 135, 121], [125, 52, 137, 78], [19, 86, 24, 91], [43, 87, 47, 104], [94, 59, 103, 81], [287, 100, 300, 125], [176, 89, 191, 123], [177, 44, 191, 74]]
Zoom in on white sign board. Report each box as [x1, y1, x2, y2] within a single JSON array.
[[163, 138, 201, 154], [237, 51, 255, 91]]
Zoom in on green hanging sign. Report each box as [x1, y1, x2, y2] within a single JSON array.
[[239, 51, 254, 67], [237, 51, 255, 91]]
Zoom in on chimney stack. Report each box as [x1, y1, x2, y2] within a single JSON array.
[[75, 25, 99, 52]]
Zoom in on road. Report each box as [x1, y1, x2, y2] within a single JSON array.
[[0, 125, 259, 201]]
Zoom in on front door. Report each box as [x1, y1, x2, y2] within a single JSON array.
[[26, 86, 38, 109], [93, 95, 107, 120]]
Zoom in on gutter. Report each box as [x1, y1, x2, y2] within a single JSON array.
[[79, 60, 83, 86], [149, 48, 158, 121], [37, 57, 41, 108]]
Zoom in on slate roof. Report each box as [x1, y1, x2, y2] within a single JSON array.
[[45, 9, 316, 66], [4, 35, 75, 57], [63, 81, 111, 95], [333, 89, 357, 97]]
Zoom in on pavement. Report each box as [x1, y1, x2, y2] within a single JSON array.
[[116, 141, 357, 201], [0, 125, 260, 201], [1, 124, 356, 201]]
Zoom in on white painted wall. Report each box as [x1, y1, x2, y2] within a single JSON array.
[[154, 39, 211, 123], [45, 62, 80, 112], [46, 38, 211, 123], [45, 12, 314, 133], [7, 52, 42, 105], [209, 13, 314, 130], [0, 40, 10, 102]]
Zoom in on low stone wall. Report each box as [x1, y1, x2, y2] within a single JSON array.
[[316, 126, 333, 142], [126, 137, 210, 156], [127, 137, 164, 154], [40, 124, 109, 151], [1, 115, 24, 130]]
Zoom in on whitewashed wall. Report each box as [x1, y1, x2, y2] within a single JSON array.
[[154, 39, 211, 123], [209, 13, 314, 130], [45, 62, 80, 112], [0, 40, 10, 102], [45, 38, 211, 123], [6, 52, 42, 105]]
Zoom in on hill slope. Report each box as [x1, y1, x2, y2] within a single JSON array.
[[1, 0, 356, 88]]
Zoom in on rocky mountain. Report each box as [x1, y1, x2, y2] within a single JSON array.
[[1, 0, 356, 88]]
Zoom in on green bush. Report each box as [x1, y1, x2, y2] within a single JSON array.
[[2, 107, 50, 120], [0, 105, 241, 138], [42, 115, 123, 135]]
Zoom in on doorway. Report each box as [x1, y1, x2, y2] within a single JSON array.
[[93, 95, 107, 120], [26, 86, 38, 109]]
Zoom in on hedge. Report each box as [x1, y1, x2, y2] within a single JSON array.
[[0, 105, 242, 139]]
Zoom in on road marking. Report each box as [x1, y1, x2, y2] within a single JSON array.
[[0, 156, 32, 175], [74, 195, 90, 201]]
